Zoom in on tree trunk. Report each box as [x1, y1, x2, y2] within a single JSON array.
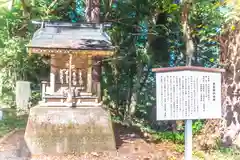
[[85, 0, 100, 23], [219, 29, 240, 147]]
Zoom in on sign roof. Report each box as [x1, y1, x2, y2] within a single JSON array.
[[152, 66, 225, 73]]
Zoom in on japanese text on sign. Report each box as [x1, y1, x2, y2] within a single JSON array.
[[156, 71, 221, 120]]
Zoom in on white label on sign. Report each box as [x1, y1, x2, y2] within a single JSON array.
[[156, 71, 221, 120]]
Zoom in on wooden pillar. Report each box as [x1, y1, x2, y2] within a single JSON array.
[[92, 56, 102, 101], [67, 54, 73, 103], [87, 55, 92, 93], [50, 54, 57, 93]]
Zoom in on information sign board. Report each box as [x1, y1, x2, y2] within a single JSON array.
[[153, 67, 223, 120]]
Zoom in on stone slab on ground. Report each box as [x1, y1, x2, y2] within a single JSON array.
[[24, 106, 116, 155]]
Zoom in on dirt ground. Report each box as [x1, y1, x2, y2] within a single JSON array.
[[0, 124, 184, 160]]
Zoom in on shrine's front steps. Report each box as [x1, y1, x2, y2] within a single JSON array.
[[24, 105, 116, 155]]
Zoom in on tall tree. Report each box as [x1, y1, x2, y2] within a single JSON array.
[[219, 0, 240, 147], [85, 0, 100, 23], [181, 0, 194, 64]]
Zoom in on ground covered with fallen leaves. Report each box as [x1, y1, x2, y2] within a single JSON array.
[[0, 123, 239, 160], [0, 124, 185, 160]]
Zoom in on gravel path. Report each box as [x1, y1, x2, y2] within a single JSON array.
[[0, 130, 30, 160]]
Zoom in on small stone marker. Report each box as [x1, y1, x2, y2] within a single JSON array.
[[152, 66, 225, 160], [16, 81, 31, 115]]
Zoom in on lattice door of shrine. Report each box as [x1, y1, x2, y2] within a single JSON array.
[[54, 54, 89, 96]]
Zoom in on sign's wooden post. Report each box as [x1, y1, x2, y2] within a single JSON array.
[[185, 57, 192, 160]]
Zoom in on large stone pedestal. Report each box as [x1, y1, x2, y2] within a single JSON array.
[[24, 105, 116, 155]]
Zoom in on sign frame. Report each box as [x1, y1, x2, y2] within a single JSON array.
[[153, 67, 224, 120]]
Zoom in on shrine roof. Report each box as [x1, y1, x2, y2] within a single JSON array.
[[27, 22, 114, 52]]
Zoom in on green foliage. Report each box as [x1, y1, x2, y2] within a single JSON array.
[[0, 7, 48, 107], [153, 131, 184, 143], [174, 144, 184, 153], [0, 109, 27, 137], [218, 147, 237, 154], [192, 120, 204, 134], [32, 0, 75, 20], [187, 1, 224, 67], [207, 148, 240, 160], [193, 151, 205, 160], [29, 90, 41, 107], [150, 120, 204, 143], [223, 0, 240, 25]]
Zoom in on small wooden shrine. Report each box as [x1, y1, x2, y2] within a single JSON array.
[[27, 22, 114, 105], [24, 21, 116, 155]]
